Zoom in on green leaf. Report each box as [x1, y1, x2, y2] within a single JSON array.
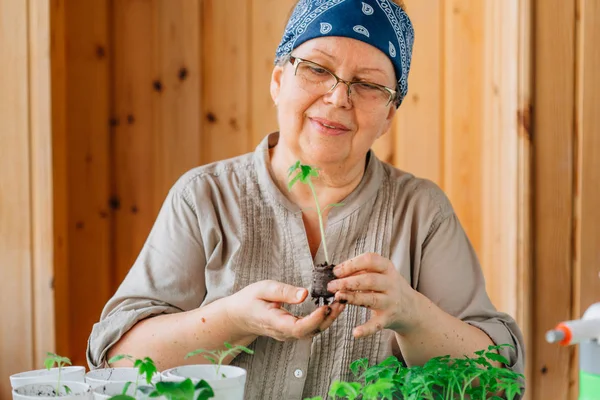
[[155, 379, 196, 400], [108, 354, 132, 364], [108, 396, 137, 400], [328, 381, 361, 400], [122, 381, 132, 395], [300, 165, 313, 180], [236, 345, 254, 355], [44, 357, 54, 370], [204, 356, 217, 364], [287, 161, 301, 177], [194, 380, 215, 400], [349, 358, 369, 377], [486, 352, 510, 365], [63, 385, 72, 395], [224, 342, 233, 349], [287, 171, 303, 191], [138, 358, 158, 384], [361, 378, 395, 399], [57, 356, 72, 366], [185, 349, 208, 359]]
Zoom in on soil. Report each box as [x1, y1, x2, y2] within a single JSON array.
[[311, 262, 336, 305]]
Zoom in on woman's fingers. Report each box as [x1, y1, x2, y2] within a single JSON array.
[[269, 304, 331, 339], [333, 252, 390, 278], [254, 280, 308, 304], [353, 317, 386, 339], [315, 301, 346, 333], [327, 272, 388, 293], [334, 291, 389, 310]]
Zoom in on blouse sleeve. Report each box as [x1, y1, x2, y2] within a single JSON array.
[[86, 185, 207, 369], [415, 187, 525, 377]]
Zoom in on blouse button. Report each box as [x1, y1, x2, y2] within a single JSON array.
[[294, 369, 303, 378]]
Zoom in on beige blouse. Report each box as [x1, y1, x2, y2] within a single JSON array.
[[87, 132, 525, 399]]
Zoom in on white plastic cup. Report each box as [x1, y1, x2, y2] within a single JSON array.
[[12, 381, 92, 400], [161, 365, 246, 400], [10, 367, 86, 389]]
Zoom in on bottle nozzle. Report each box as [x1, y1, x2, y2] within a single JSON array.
[[546, 329, 566, 343]]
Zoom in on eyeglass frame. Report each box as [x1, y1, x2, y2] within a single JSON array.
[[288, 55, 399, 107]]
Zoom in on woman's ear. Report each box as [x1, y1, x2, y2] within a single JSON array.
[[270, 66, 284, 106]]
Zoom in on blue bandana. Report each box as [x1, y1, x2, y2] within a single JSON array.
[[275, 0, 415, 107]]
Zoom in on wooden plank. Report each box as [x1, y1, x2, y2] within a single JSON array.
[[112, 0, 158, 285], [392, 0, 442, 185], [154, 0, 203, 206], [249, 0, 296, 148], [578, 0, 600, 313], [516, 0, 534, 395], [201, 0, 250, 163], [28, 0, 55, 367], [573, 1, 600, 398], [112, 0, 203, 285], [480, 0, 519, 316], [0, 0, 34, 397], [442, 0, 484, 255], [50, 0, 71, 363], [532, 0, 576, 399], [64, 0, 112, 367]]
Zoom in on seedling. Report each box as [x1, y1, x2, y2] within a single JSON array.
[[304, 344, 524, 400], [44, 352, 72, 397], [185, 342, 254, 379], [107, 354, 214, 400], [108, 354, 157, 395], [288, 161, 343, 304]]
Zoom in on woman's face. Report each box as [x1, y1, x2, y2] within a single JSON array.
[[270, 36, 397, 169]]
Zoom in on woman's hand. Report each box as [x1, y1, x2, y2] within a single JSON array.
[[224, 280, 345, 341], [326, 252, 420, 338]]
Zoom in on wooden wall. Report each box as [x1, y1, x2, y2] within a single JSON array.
[[0, 0, 598, 399], [0, 0, 55, 397], [532, 1, 600, 399]]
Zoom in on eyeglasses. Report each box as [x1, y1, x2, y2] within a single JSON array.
[[288, 55, 398, 108]]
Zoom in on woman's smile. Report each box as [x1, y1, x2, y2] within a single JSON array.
[[308, 116, 352, 136]]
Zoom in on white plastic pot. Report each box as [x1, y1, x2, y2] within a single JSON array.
[[10, 367, 86, 389], [161, 365, 246, 400], [92, 382, 159, 400], [12, 381, 92, 400], [85, 367, 156, 389]]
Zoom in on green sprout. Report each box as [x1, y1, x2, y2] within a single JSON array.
[[304, 344, 524, 400], [107, 354, 214, 400], [108, 354, 156, 395], [44, 352, 72, 397], [185, 342, 254, 379], [288, 161, 344, 264]]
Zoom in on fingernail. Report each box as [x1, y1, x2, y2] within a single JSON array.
[[325, 306, 332, 316], [333, 265, 342, 276], [296, 289, 305, 300], [327, 282, 336, 291]]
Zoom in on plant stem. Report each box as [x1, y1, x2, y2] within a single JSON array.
[[307, 179, 329, 264], [56, 367, 61, 398]]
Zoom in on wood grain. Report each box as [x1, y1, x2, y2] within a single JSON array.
[[393, 0, 443, 185], [533, 1, 576, 399], [0, 2, 34, 398], [201, 0, 250, 163]]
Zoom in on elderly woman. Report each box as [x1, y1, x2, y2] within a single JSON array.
[[87, 0, 525, 398]]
